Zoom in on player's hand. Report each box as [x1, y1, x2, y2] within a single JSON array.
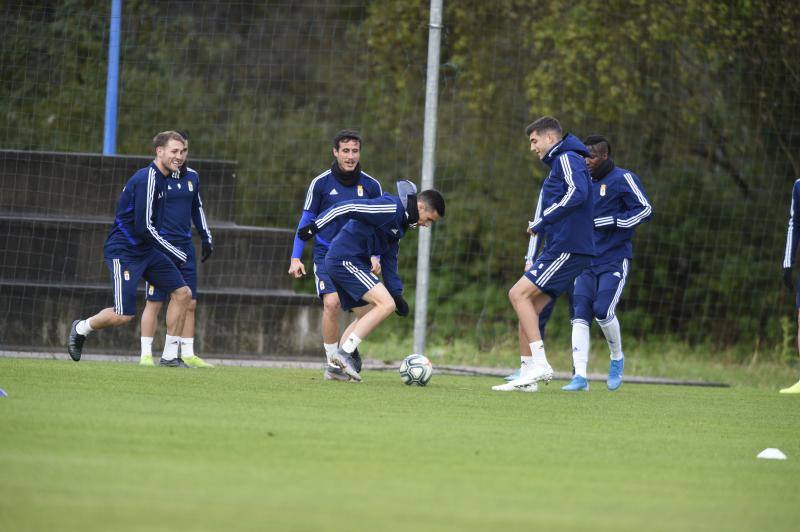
[[370, 256, 382, 275], [298, 222, 319, 241], [525, 260, 533, 272], [392, 293, 410, 317], [784, 267, 794, 292], [201, 241, 213, 263], [527, 220, 539, 235], [289, 258, 306, 278]]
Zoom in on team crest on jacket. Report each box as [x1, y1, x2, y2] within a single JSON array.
[[357, 185, 364, 197], [188, 181, 193, 191], [600, 184, 607, 197], [124, 270, 130, 281]]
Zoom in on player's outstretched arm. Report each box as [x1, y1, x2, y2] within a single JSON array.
[[298, 196, 398, 240]]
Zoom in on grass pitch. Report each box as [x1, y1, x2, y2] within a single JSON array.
[[0, 358, 798, 532]]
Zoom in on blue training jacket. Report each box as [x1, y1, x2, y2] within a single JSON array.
[[291, 165, 383, 261], [311, 194, 410, 295], [783, 179, 800, 268], [590, 165, 652, 264], [104, 163, 188, 263], [159, 167, 213, 247], [528, 134, 595, 256]]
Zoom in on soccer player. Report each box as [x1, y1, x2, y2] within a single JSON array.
[[493, 116, 594, 392], [139, 130, 214, 368], [297, 181, 445, 382], [67, 131, 193, 366], [288, 130, 383, 380], [781, 178, 800, 394], [561, 135, 652, 392]]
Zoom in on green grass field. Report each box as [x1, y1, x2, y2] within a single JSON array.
[[1, 358, 798, 532]]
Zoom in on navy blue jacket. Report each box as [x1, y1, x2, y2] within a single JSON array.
[[104, 163, 188, 263], [311, 194, 410, 295], [159, 167, 213, 247], [784, 179, 800, 268], [292, 165, 382, 261], [591, 165, 652, 264], [528, 134, 595, 256]]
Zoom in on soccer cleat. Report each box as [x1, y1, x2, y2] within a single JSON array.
[[561, 375, 589, 391], [507, 364, 554, 388], [324, 365, 351, 382], [67, 320, 85, 362], [351, 348, 362, 373], [183, 355, 214, 368], [159, 357, 191, 368], [139, 354, 155, 367], [607, 356, 624, 391], [503, 367, 521, 381], [330, 348, 362, 382], [491, 381, 539, 392], [779, 379, 800, 394]]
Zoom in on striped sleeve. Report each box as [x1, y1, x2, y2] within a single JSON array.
[[190, 174, 212, 244], [314, 197, 398, 231], [141, 168, 187, 262], [614, 173, 653, 228], [530, 153, 589, 232], [784, 181, 800, 268], [525, 190, 544, 262]]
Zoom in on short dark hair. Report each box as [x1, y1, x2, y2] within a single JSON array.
[[583, 134, 611, 156], [152, 130, 186, 149], [525, 116, 562, 137], [419, 189, 445, 217], [333, 129, 362, 150], [175, 129, 189, 142]]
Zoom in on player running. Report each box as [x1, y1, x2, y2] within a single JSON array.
[[68, 131, 192, 366]]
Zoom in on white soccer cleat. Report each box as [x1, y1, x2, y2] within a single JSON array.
[[508, 364, 554, 387], [491, 381, 539, 392]]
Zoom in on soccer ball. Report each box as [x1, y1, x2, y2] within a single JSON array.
[[399, 354, 433, 386]]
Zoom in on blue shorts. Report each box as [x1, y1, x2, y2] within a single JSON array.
[[146, 243, 196, 301], [324, 256, 380, 311], [104, 248, 187, 316], [313, 256, 338, 298], [524, 251, 592, 299], [572, 258, 630, 325]]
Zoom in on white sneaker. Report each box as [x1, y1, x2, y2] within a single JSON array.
[[508, 364, 554, 387], [491, 381, 539, 392]]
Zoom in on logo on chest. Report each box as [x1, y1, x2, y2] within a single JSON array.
[[188, 181, 193, 192], [357, 185, 364, 197], [329, 188, 338, 196], [600, 184, 607, 197]]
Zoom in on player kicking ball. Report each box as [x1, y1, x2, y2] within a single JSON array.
[[493, 117, 595, 392], [297, 181, 445, 381]]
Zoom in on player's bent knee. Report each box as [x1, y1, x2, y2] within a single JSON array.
[[323, 296, 341, 314], [187, 298, 197, 311], [170, 286, 192, 303]]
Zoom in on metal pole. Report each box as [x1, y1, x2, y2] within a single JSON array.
[[103, 0, 122, 155], [413, 0, 443, 356]]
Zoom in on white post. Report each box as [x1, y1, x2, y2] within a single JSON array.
[[413, 0, 443, 356]]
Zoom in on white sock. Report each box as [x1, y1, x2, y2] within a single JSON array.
[[181, 338, 195, 358], [323, 343, 338, 365], [341, 334, 362, 354], [76, 319, 94, 336], [520, 355, 533, 369], [599, 317, 624, 360], [141, 337, 153, 357], [162, 335, 180, 361], [571, 322, 590, 377], [529, 340, 549, 368]]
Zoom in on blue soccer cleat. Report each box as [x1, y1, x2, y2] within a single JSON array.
[[607, 356, 624, 391], [504, 367, 521, 381], [561, 375, 589, 391]]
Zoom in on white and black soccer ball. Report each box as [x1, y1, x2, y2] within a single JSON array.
[[399, 354, 433, 386]]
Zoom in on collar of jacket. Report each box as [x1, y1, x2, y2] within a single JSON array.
[[591, 158, 615, 181], [331, 161, 361, 187], [405, 194, 419, 226]]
